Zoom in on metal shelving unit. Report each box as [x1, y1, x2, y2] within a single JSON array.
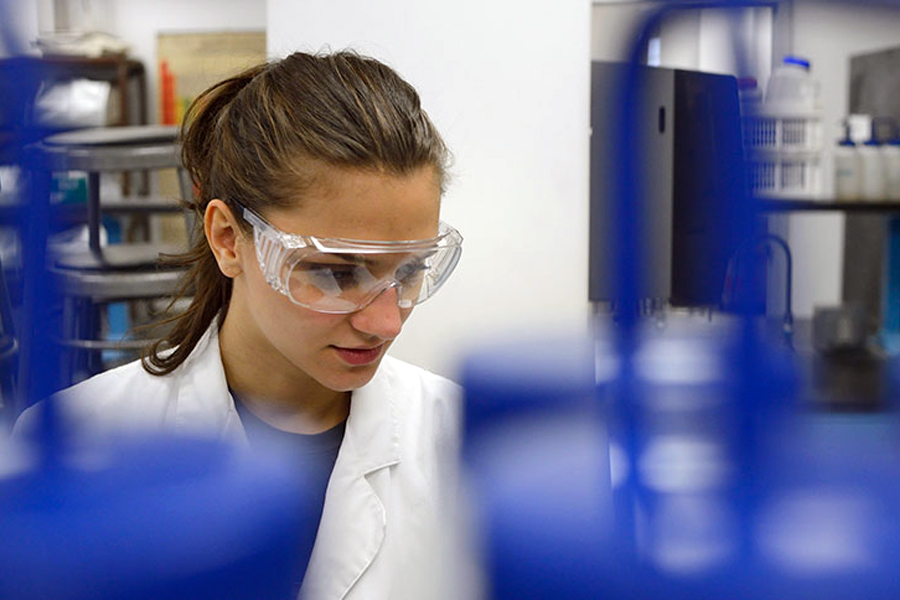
[[757, 198, 900, 212]]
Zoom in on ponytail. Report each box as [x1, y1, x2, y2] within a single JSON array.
[[140, 66, 264, 375]]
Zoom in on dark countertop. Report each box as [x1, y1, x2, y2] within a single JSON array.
[[785, 319, 896, 413]]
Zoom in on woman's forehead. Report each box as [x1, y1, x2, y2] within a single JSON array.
[[268, 164, 441, 241]]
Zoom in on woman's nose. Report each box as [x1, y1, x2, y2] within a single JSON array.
[[349, 285, 405, 340]]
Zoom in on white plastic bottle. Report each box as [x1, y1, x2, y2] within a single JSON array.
[[883, 119, 900, 201], [859, 134, 886, 201], [765, 56, 820, 114], [834, 121, 860, 201]]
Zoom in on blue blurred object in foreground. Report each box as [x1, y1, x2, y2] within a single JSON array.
[[0, 433, 317, 600], [463, 335, 613, 599], [462, 322, 900, 599]]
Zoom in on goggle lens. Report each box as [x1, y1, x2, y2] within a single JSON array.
[[284, 245, 460, 313]]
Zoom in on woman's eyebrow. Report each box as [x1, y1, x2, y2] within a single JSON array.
[[305, 253, 364, 264], [315, 250, 433, 268], [319, 253, 378, 266]]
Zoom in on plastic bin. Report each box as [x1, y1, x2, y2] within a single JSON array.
[[744, 56, 823, 199]]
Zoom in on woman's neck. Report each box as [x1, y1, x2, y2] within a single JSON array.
[[217, 315, 350, 434]]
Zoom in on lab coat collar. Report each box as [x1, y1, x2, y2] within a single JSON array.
[[173, 323, 246, 444], [345, 359, 402, 474]]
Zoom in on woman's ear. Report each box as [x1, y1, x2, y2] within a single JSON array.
[[205, 199, 245, 278]]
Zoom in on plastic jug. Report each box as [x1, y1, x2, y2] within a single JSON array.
[[764, 56, 820, 114]]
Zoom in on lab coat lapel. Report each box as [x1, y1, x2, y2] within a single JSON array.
[[172, 324, 245, 443], [301, 364, 401, 600]]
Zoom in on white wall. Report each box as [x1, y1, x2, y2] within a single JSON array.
[[591, 2, 650, 61], [660, 11, 701, 69], [268, 0, 593, 380], [698, 8, 772, 83]]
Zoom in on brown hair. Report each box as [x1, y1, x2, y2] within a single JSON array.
[[141, 50, 449, 375]]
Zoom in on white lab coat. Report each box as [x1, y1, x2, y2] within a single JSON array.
[[15, 324, 472, 600]]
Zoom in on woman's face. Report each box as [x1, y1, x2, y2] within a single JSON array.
[[226, 164, 442, 393]]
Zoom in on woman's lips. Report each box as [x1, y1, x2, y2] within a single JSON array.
[[333, 344, 384, 366]]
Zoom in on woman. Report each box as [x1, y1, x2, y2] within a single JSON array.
[[18, 51, 466, 599]]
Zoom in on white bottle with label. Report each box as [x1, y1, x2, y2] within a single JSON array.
[[859, 125, 886, 201], [834, 122, 860, 201]]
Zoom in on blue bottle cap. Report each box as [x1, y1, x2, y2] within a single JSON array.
[[783, 55, 811, 70]]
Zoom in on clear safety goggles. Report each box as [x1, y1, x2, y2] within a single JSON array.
[[236, 201, 463, 314]]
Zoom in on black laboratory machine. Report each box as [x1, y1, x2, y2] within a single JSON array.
[[589, 61, 750, 312]]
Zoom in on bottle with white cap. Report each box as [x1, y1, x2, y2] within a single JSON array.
[[834, 119, 860, 201], [859, 119, 886, 201]]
